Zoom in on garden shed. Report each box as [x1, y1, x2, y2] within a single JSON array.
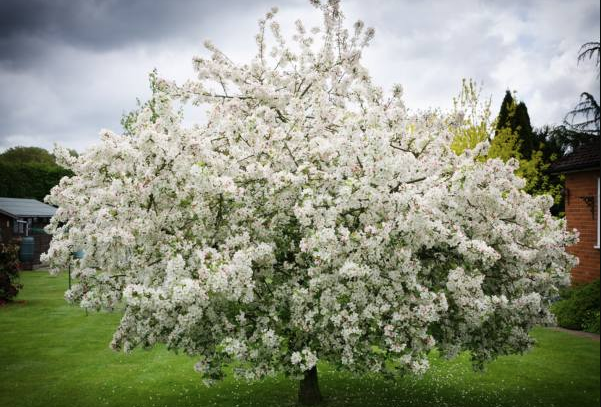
[[0, 197, 57, 267], [550, 139, 600, 284]]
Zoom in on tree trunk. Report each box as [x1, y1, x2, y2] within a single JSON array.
[[298, 366, 323, 405]]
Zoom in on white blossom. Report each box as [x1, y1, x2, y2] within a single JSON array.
[[43, 0, 576, 384]]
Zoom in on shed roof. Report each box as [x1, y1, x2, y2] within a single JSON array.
[[549, 139, 600, 173], [0, 197, 57, 218]]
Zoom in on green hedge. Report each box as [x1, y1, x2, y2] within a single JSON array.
[[552, 279, 600, 334], [0, 162, 72, 202]]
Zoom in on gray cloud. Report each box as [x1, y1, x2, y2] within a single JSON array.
[[0, 0, 282, 70], [0, 0, 599, 153]]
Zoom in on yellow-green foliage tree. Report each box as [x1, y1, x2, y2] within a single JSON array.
[[449, 79, 494, 155]]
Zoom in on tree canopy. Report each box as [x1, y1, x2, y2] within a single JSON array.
[[43, 2, 576, 404]]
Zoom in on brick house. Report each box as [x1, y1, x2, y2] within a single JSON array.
[[0, 197, 57, 267], [550, 140, 600, 284]]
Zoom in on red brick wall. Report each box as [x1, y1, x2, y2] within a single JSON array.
[[565, 170, 600, 284]]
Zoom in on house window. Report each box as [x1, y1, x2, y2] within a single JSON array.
[[13, 219, 26, 235]]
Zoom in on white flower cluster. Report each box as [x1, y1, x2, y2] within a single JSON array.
[[43, 0, 576, 384], [291, 348, 319, 372]]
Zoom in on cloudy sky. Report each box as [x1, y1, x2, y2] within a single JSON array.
[[0, 0, 599, 153]]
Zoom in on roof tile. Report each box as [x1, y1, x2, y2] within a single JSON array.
[[549, 139, 600, 173]]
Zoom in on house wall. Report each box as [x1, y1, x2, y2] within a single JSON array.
[[565, 170, 600, 284], [0, 213, 15, 243]]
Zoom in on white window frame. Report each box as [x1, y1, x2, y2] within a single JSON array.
[[596, 177, 600, 249]]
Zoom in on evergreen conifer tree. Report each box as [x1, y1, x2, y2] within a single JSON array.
[[495, 90, 515, 134], [512, 102, 535, 158]]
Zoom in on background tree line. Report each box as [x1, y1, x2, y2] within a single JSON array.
[[0, 147, 74, 202]]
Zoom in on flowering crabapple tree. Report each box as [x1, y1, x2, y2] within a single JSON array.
[[44, 1, 576, 404]]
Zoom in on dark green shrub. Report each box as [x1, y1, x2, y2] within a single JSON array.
[[582, 310, 600, 334], [0, 243, 21, 304], [551, 279, 600, 332]]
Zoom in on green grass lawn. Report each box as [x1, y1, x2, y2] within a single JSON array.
[[1, 271, 599, 407]]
